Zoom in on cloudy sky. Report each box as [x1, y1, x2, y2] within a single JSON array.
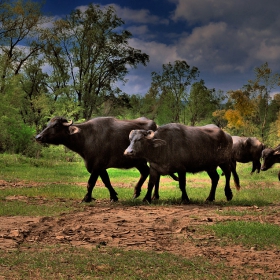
[[37, 0, 280, 96]]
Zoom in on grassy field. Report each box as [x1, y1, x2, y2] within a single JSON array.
[[0, 150, 280, 279]]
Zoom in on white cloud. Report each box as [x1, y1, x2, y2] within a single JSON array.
[[129, 38, 183, 68], [117, 73, 150, 95], [77, 4, 169, 25], [170, 0, 280, 30], [169, 0, 280, 75], [176, 22, 237, 72], [111, 4, 169, 25], [127, 25, 150, 37], [61, 1, 280, 94], [255, 41, 280, 61]]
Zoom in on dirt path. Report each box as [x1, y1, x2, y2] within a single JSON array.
[[1, 196, 280, 278]]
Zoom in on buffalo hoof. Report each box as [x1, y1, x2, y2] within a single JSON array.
[[226, 192, 233, 201], [235, 185, 241, 191], [181, 198, 190, 205], [133, 192, 141, 199], [152, 195, 159, 201], [110, 196, 118, 202], [82, 195, 96, 203], [205, 197, 215, 202], [143, 196, 152, 204]]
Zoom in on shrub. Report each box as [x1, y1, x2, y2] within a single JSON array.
[[0, 116, 41, 157]]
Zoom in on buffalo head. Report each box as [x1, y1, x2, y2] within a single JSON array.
[[124, 129, 166, 157], [35, 117, 80, 145], [261, 147, 280, 171]]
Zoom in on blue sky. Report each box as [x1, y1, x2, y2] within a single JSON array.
[[37, 0, 280, 96]]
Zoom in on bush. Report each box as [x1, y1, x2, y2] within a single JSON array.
[[0, 116, 41, 157]]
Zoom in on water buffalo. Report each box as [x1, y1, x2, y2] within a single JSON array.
[[231, 136, 264, 174], [124, 123, 240, 203], [261, 145, 280, 180], [35, 116, 158, 202]]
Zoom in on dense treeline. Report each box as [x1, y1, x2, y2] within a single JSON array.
[[0, 0, 279, 157]]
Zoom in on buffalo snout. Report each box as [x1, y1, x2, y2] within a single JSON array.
[[124, 147, 134, 156], [35, 134, 42, 142]]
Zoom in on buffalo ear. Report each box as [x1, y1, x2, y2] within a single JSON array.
[[69, 126, 80, 135], [152, 139, 166, 148], [274, 150, 280, 155]]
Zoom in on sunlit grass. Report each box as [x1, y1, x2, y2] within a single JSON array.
[[209, 221, 280, 249], [1, 152, 279, 209], [0, 199, 77, 216], [0, 244, 232, 280], [0, 153, 280, 279]]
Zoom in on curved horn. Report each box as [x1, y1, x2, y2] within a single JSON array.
[[62, 119, 73, 126], [145, 130, 155, 139]]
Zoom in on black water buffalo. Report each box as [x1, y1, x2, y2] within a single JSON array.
[[35, 116, 158, 202], [124, 123, 240, 203], [231, 136, 264, 174], [261, 145, 280, 180]]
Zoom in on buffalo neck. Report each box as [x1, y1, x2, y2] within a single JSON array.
[[61, 125, 86, 159], [143, 143, 165, 164]]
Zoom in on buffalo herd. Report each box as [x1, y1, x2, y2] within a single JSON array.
[[36, 116, 279, 203]]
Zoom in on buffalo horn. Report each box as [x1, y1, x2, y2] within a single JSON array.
[[62, 120, 73, 126], [145, 130, 155, 139]]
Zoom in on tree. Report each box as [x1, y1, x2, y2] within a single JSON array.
[[19, 57, 51, 128], [223, 89, 257, 135], [43, 4, 149, 120], [0, 0, 47, 93], [244, 62, 280, 141], [186, 80, 218, 126], [151, 60, 199, 123]]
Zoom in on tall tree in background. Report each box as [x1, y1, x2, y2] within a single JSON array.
[[43, 4, 149, 120], [224, 89, 256, 135], [151, 60, 199, 123], [0, 0, 47, 93], [20, 57, 50, 128], [244, 62, 280, 141], [187, 80, 217, 126]]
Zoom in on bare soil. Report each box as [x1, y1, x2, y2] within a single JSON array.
[[1, 179, 280, 279]]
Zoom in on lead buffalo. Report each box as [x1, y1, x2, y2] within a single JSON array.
[[35, 116, 157, 202], [231, 136, 264, 174], [261, 145, 280, 180], [124, 123, 240, 203]]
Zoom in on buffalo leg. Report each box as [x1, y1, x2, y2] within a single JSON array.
[[152, 175, 161, 200], [99, 170, 118, 202], [143, 168, 158, 203], [219, 164, 233, 201], [178, 171, 189, 203], [231, 160, 241, 190], [205, 169, 219, 201], [152, 173, 178, 200], [82, 173, 99, 202], [251, 160, 261, 174], [133, 163, 150, 199]]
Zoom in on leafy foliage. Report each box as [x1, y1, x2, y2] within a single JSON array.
[[150, 60, 199, 123], [43, 4, 149, 120], [0, 1, 279, 155]]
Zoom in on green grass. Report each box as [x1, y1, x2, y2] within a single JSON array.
[[0, 153, 89, 184], [209, 221, 280, 249], [1, 152, 280, 209], [0, 152, 280, 279], [0, 199, 77, 216], [0, 245, 231, 280]]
